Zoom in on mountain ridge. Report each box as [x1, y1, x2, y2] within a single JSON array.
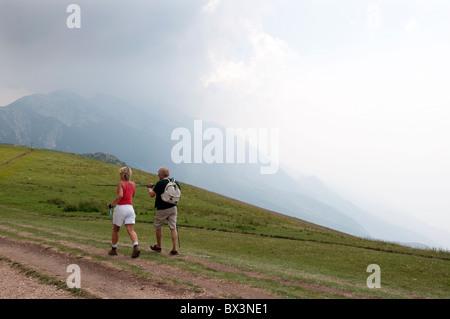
[[1, 90, 446, 250]]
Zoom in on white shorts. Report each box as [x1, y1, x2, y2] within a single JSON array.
[[113, 204, 136, 227]]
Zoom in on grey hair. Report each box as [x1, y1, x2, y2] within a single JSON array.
[[157, 167, 170, 177]]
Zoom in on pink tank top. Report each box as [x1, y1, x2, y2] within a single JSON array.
[[117, 181, 135, 205]]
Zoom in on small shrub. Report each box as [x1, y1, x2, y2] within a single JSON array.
[[77, 200, 102, 212], [63, 203, 78, 212], [63, 200, 103, 213], [47, 198, 66, 206]]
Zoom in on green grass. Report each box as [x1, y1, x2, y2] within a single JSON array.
[[0, 144, 449, 299]]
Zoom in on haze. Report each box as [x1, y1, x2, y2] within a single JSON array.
[[1, 1, 449, 243]]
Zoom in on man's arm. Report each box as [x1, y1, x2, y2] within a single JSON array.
[[147, 182, 157, 198]]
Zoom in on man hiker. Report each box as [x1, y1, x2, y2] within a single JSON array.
[[147, 167, 181, 255]]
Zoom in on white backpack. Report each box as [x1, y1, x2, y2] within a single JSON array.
[[161, 178, 181, 205]]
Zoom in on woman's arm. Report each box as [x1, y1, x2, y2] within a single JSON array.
[[109, 182, 124, 207]]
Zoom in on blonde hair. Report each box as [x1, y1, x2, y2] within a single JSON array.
[[157, 167, 170, 177], [119, 166, 132, 181]]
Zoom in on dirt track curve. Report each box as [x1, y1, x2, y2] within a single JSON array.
[[0, 236, 280, 299]]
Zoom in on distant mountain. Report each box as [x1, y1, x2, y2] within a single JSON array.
[[2, 90, 445, 249], [0, 90, 174, 171], [80, 152, 126, 166], [295, 175, 444, 248]]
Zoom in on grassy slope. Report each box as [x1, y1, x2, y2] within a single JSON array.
[[0, 144, 449, 298]]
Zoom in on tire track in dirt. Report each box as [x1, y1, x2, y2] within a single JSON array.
[[0, 236, 196, 299], [0, 257, 78, 299], [0, 223, 372, 298], [0, 226, 280, 299]]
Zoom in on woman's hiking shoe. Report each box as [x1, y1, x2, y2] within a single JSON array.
[[169, 250, 179, 256], [132, 245, 141, 258], [150, 245, 161, 253], [108, 247, 118, 256]]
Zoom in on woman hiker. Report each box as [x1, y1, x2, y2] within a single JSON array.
[[107, 166, 140, 258]]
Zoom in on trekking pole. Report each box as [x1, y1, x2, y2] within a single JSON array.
[[110, 208, 113, 230], [176, 223, 180, 248], [96, 184, 152, 188]]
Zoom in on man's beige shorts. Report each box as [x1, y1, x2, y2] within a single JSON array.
[[154, 206, 177, 230]]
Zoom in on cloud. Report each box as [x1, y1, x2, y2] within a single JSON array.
[[0, 0, 206, 105], [366, 4, 381, 29], [198, 16, 316, 181], [202, 22, 302, 125], [405, 17, 419, 32], [202, 0, 221, 14]]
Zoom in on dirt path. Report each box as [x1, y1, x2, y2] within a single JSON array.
[[0, 258, 76, 299], [0, 221, 376, 299], [0, 236, 279, 299], [0, 148, 34, 168]]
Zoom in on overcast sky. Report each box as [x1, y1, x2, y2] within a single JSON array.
[[1, 0, 449, 234]]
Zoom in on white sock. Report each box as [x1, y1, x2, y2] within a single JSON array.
[[112, 244, 117, 248], [133, 242, 139, 246]]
